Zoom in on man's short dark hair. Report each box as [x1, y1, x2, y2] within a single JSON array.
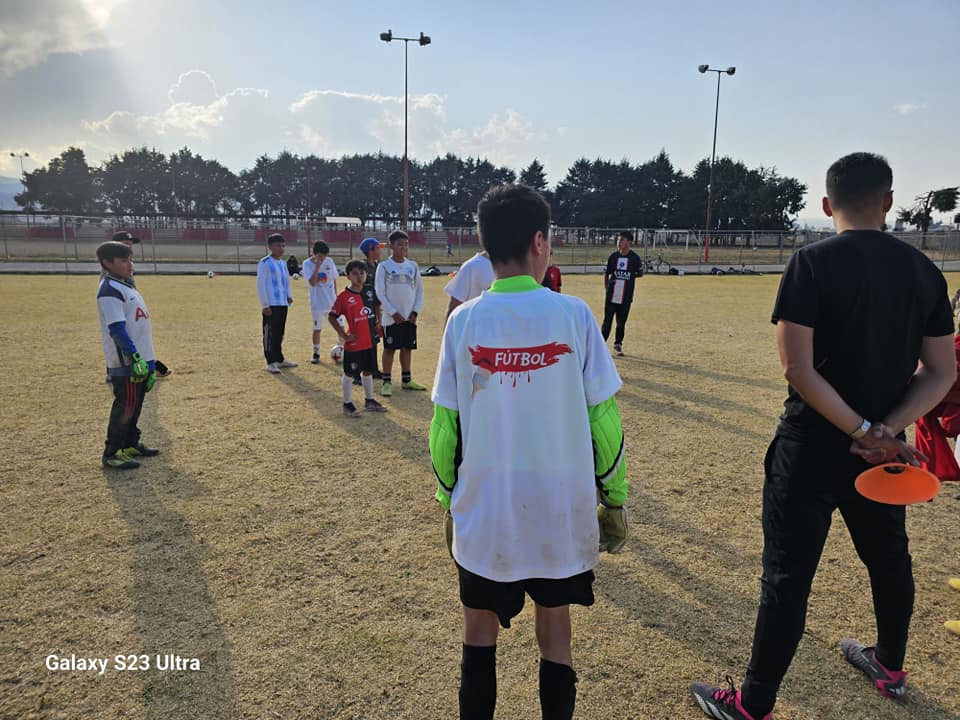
[[826, 152, 893, 212], [388, 230, 409, 244], [477, 184, 551, 264], [96, 240, 133, 266], [345, 259, 366, 275], [313, 241, 329, 255], [618, 231, 633, 243]]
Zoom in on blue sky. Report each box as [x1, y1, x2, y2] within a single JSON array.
[[1, 0, 958, 224]]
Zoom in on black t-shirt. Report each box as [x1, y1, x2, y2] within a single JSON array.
[[772, 230, 954, 443], [605, 251, 643, 304], [362, 260, 380, 337]]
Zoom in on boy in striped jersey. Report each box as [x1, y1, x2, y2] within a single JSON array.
[[257, 233, 297, 374], [96, 241, 160, 469]]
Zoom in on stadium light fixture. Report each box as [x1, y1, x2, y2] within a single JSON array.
[[379, 30, 433, 230], [697, 64, 736, 263], [10, 151, 30, 191]]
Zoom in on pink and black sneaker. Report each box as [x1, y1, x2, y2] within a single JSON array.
[[690, 677, 773, 720], [840, 638, 907, 699]]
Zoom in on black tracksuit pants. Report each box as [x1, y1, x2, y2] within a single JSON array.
[[601, 300, 631, 345], [262, 306, 288, 364], [742, 435, 914, 712], [104, 376, 146, 457]]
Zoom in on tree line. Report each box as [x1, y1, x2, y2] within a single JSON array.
[[14, 146, 809, 229]]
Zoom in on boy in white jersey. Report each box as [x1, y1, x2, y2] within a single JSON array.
[[430, 184, 629, 720], [257, 233, 296, 374], [301, 241, 338, 363], [375, 230, 426, 395], [96, 241, 160, 470], [443, 250, 494, 327]]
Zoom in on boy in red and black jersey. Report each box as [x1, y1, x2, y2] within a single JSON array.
[[329, 260, 387, 417]]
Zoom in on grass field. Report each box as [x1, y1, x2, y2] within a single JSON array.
[[2, 273, 958, 720]]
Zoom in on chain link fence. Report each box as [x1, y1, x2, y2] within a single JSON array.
[[1, 214, 958, 273]]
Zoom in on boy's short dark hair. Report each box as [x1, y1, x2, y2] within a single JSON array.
[[477, 184, 551, 265], [826, 152, 893, 212], [313, 241, 329, 255], [618, 231, 633, 243], [388, 230, 409, 244], [345, 259, 366, 275], [96, 241, 133, 266], [267, 233, 285, 245]]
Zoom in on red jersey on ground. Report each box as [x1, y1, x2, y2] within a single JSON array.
[[330, 287, 374, 352]]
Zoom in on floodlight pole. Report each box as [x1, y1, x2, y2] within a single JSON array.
[[698, 65, 735, 263], [10, 151, 29, 191], [380, 29, 431, 231]]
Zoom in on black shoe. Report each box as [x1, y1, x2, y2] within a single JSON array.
[[372, 370, 383, 380], [343, 402, 361, 418], [364, 398, 388, 412], [123, 444, 160, 458], [155, 360, 171, 377], [352, 376, 362, 386], [311, 353, 320, 364]]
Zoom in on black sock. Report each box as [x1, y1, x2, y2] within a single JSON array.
[[402, 371, 411, 383], [539, 659, 577, 720], [460, 644, 496, 720], [740, 692, 772, 720], [382, 373, 392, 383]]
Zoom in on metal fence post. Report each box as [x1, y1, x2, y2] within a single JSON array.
[[61, 215, 69, 273]]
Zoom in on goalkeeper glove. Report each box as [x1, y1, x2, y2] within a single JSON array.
[[144, 371, 157, 392], [129, 352, 149, 382], [443, 509, 454, 558], [598, 505, 628, 554]]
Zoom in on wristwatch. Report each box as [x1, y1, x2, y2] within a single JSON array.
[[849, 418, 871, 439]]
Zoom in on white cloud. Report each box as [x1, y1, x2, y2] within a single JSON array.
[[0, 0, 126, 77], [894, 102, 927, 115], [167, 69, 220, 106]]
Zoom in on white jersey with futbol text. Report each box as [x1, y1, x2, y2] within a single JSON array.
[[301, 256, 339, 313], [432, 280, 622, 582], [375, 256, 424, 327], [97, 275, 155, 371], [444, 252, 494, 303]]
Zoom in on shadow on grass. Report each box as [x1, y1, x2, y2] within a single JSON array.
[[599, 486, 958, 719], [618, 353, 783, 393], [275, 370, 434, 472], [104, 389, 236, 720]]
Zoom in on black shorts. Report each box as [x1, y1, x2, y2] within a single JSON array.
[[457, 563, 595, 629], [343, 348, 376, 375], [384, 322, 417, 350]]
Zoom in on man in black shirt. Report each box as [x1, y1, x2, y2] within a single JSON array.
[[691, 153, 956, 720], [601, 231, 643, 356]]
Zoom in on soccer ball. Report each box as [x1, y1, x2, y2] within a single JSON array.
[[330, 344, 344, 364], [207, 270, 215, 278], [292, 272, 300, 280]]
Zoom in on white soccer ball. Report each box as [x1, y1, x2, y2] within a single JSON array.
[[292, 272, 300, 280], [330, 344, 344, 364], [207, 270, 215, 278]]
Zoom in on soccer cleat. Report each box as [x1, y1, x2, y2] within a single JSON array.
[[342, 402, 362, 418], [122, 444, 159, 458], [690, 678, 772, 720], [155, 360, 171, 377], [103, 450, 140, 470], [614, 343, 624, 357], [402, 379, 427, 391], [946, 620, 960, 636], [840, 638, 907, 698], [266, 363, 281, 374], [311, 353, 320, 364], [277, 360, 298, 368], [381, 381, 393, 396], [364, 398, 388, 413]]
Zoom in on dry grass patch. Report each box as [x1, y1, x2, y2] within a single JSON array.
[[1, 272, 958, 719]]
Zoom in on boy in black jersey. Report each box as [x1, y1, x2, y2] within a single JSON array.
[[691, 153, 956, 720], [601, 231, 642, 356]]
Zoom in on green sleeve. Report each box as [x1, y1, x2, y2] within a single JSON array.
[[429, 404, 461, 510], [588, 396, 627, 507]]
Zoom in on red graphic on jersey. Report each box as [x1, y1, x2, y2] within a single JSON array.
[[468, 342, 572, 392], [134, 307, 149, 320]]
